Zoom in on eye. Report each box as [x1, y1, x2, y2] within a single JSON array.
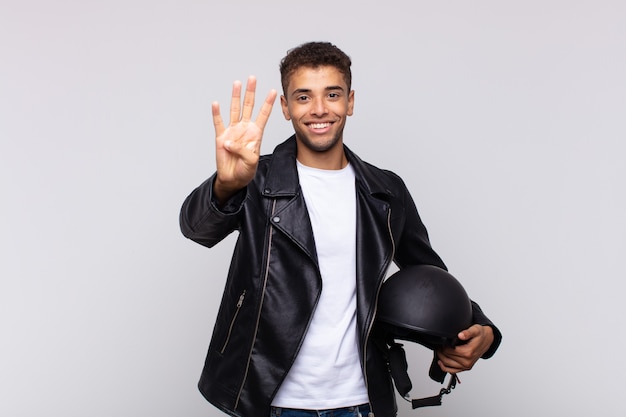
[[328, 92, 341, 100], [296, 95, 310, 102]]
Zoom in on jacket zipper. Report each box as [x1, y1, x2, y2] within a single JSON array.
[[234, 200, 276, 410], [362, 206, 395, 396], [220, 290, 247, 354]]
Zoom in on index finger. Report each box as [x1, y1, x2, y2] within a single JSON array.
[[254, 89, 277, 130]]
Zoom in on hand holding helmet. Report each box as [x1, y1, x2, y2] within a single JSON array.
[[437, 323, 495, 374], [374, 264, 495, 409]]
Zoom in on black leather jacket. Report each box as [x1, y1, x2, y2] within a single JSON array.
[[180, 136, 500, 417]]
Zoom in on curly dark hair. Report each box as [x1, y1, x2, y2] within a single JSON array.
[[279, 41, 352, 94]]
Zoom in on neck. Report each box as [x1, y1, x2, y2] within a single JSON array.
[[295, 140, 348, 170], [297, 150, 348, 170]]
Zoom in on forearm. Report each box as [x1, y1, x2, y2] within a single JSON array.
[[179, 174, 245, 248], [470, 301, 502, 358], [213, 175, 247, 207]]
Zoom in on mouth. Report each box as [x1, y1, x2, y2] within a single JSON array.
[[305, 122, 333, 131]]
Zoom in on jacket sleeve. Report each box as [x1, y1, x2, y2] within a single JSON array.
[[392, 175, 447, 270], [179, 173, 247, 248], [393, 176, 502, 358], [471, 301, 503, 359]]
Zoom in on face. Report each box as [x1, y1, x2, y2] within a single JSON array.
[[281, 65, 354, 155]]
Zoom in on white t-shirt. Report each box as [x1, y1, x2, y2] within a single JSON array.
[[271, 161, 369, 409]]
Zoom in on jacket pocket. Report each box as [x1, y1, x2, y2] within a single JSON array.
[[220, 290, 246, 354]]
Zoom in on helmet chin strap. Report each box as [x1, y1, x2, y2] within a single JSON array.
[[409, 373, 459, 409], [385, 341, 460, 410]]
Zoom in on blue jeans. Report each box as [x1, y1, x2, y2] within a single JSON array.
[[270, 403, 372, 417]]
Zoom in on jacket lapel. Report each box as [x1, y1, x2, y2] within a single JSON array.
[[346, 147, 396, 352], [261, 137, 396, 278], [262, 137, 318, 265]]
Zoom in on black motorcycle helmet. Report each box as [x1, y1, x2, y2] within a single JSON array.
[[374, 264, 473, 409], [376, 264, 473, 349]]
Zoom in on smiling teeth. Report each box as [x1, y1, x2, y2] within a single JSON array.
[[309, 123, 330, 129]]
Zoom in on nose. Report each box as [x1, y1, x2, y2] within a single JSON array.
[[310, 97, 327, 116]]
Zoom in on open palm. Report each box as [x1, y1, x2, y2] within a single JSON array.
[[212, 76, 277, 202]]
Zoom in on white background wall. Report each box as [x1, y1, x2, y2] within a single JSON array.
[[2, 1, 625, 416]]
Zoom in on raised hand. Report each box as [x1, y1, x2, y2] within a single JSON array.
[[212, 76, 277, 204]]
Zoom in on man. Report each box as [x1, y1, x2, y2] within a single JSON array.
[[180, 42, 501, 417]]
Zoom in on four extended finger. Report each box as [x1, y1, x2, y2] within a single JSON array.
[[241, 76, 257, 122], [212, 101, 225, 136], [216, 77, 275, 141], [229, 80, 243, 125], [254, 89, 278, 130]]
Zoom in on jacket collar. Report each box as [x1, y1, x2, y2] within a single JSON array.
[[263, 135, 395, 199]]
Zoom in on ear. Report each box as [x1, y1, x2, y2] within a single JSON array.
[[280, 95, 291, 120], [347, 90, 355, 116]]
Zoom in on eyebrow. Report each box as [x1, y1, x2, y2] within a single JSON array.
[[290, 85, 345, 97]]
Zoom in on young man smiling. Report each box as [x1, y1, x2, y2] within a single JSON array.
[[279, 65, 354, 166], [180, 42, 501, 417]]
